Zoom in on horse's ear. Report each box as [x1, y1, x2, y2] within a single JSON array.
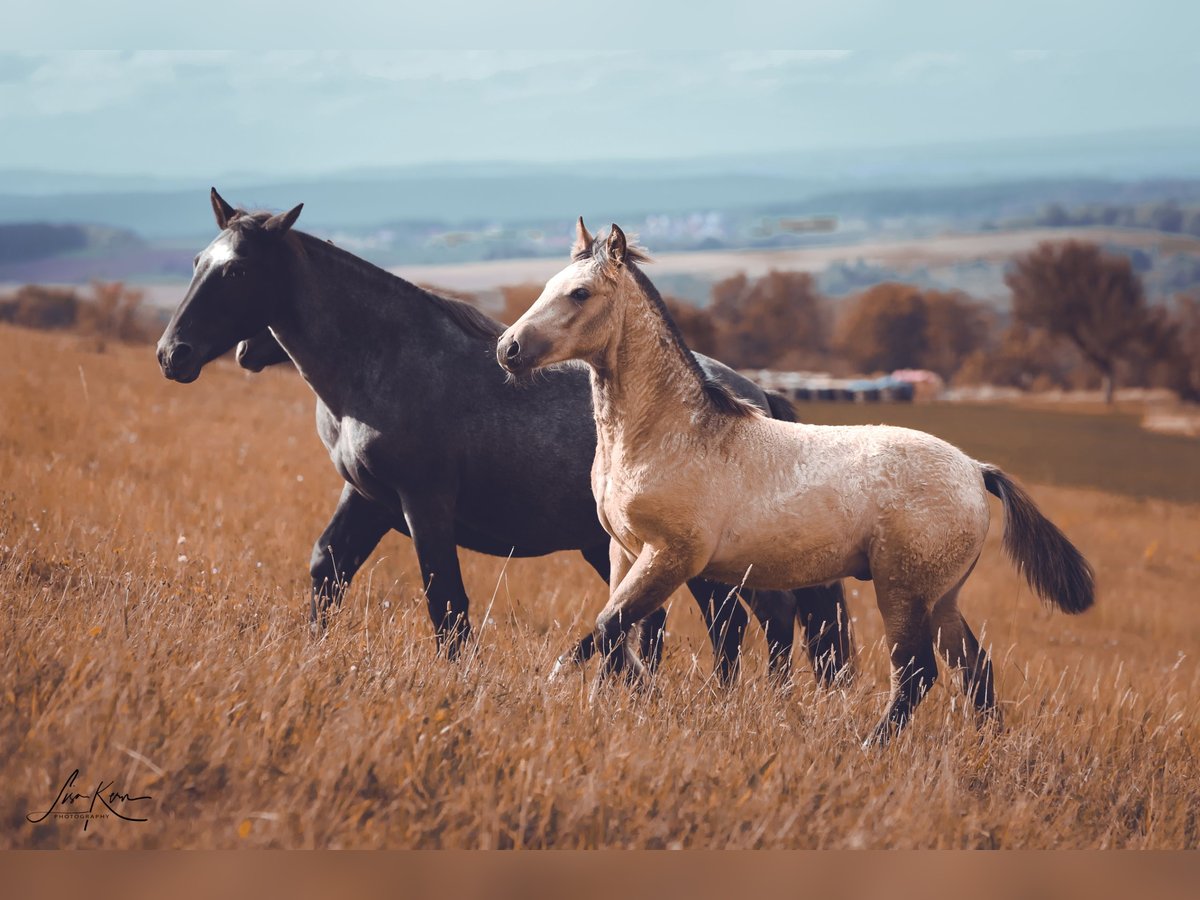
[[571, 216, 593, 259], [211, 187, 236, 230], [606, 223, 627, 266], [264, 203, 303, 235]]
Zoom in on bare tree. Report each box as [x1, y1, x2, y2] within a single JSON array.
[[1006, 241, 1149, 404]]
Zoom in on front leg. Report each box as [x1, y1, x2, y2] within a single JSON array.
[[399, 489, 473, 659], [594, 543, 699, 689], [310, 483, 397, 627]]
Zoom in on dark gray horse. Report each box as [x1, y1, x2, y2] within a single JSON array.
[[157, 189, 851, 684]]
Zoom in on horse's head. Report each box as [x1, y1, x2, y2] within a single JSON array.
[[236, 329, 293, 373], [497, 218, 644, 376], [156, 188, 303, 383]]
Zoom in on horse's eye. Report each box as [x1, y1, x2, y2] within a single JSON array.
[[570, 287, 590, 302], [193, 255, 200, 269]]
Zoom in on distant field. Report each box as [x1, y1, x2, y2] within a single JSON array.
[[792, 401, 1200, 505], [3, 325, 1198, 848], [111, 225, 1200, 310], [392, 226, 1199, 295]]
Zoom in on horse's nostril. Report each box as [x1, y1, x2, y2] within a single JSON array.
[[505, 340, 521, 361], [168, 343, 194, 368]]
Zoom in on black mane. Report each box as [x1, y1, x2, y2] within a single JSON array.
[[625, 262, 758, 420], [228, 209, 503, 342]]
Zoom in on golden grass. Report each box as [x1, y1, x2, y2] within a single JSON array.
[[2, 323, 1199, 848]]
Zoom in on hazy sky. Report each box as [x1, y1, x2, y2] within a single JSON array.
[[2, 36, 1198, 177]]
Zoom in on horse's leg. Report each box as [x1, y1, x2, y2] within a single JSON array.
[[399, 489, 472, 659], [931, 584, 998, 726], [635, 607, 669, 673], [793, 582, 855, 686], [864, 589, 938, 748], [743, 588, 795, 684], [309, 483, 396, 627], [594, 544, 696, 687], [555, 542, 619, 672], [684, 578, 750, 687]]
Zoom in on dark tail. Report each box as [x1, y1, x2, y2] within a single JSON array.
[[980, 464, 1095, 614], [764, 390, 798, 423]]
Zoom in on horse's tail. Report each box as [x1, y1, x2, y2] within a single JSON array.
[[980, 464, 1094, 614], [764, 391, 798, 423]]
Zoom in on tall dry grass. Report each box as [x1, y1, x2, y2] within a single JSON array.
[[2, 323, 1198, 848]]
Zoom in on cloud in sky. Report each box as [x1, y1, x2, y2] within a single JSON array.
[[0, 49, 1197, 177]]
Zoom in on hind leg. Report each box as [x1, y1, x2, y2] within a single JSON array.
[[931, 589, 998, 724], [865, 591, 938, 748]]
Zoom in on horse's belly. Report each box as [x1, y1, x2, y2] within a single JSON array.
[[703, 540, 861, 591], [705, 497, 865, 590]]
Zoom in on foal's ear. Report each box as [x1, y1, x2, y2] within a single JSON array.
[[571, 216, 593, 259], [606, 223, 628, 266], [264, 203, 304, 235], [211, 187, 236, 230]]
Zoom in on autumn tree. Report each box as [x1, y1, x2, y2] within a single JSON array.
[[833, 283, 929, 374], [955, 322, 1089, 391], [662, 296, 719, 357], [1165, 294, 1200, 403], [918, 290, 990, 380], [4, 284, 79, 330], [709, 270, 828, 369], [1006, 240, 1149, 403], [77, 281, 149, 343], [498, 283, 542, 326]]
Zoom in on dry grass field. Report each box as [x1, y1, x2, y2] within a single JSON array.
[[2, 323, 1199, 849]]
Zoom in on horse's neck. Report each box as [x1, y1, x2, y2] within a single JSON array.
[[269, 242, 441, 416], [590, 300, 711, 458]]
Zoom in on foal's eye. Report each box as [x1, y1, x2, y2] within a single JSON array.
[[570, 287, 590, 302]]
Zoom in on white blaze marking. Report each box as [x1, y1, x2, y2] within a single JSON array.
[[201, 237, 236, 267]]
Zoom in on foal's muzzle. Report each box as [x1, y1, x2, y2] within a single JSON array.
[[496, 331, 533, 376]]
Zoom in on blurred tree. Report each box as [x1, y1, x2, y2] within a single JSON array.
[[499, 283, 541, 326], [833, 282, 928, 374], [956, 321, 1090, 391], [1006, 240, 1149, 404], [662, 296, 719, 358], [1148, 202, 1184, 234], [919, 290, 990, 380], [1165, 294, 1200, 403], [709, 270, 828, 369], [6, 285, 79, 330], [77, 281, 148, 343]]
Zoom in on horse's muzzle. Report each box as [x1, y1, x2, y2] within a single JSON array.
[[496, 331, 532, 376], [235, 340, 266, 373], [157, 340, 201, 383]]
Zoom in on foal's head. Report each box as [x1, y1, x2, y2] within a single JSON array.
[[497, 218, 645, 376], [157, 188, 302, 383]]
